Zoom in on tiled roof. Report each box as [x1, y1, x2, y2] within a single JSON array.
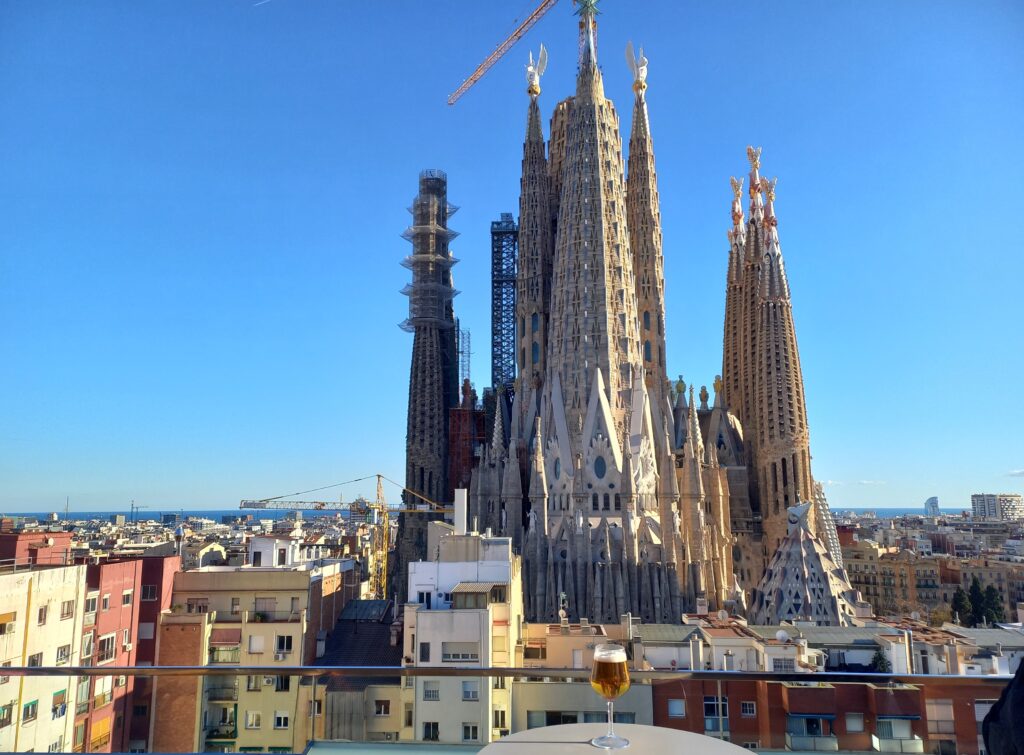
[[339, 599, 392, 622], [318, 605, 403, 692]]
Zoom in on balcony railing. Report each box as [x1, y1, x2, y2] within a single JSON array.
[[787, 733, 840, 751], [93, 690, 113, 708], [872, 734, 926, 752], [206, 685, 239, 701], [0, 665, 1010, 754]]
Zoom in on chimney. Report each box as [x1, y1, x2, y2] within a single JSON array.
[[690, 637, 704, 670], [723, 650, 735, 671], [390, 624, 399, 647], [454, 489, 468, 536]]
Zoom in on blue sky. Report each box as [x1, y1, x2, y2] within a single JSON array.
[[1, 1, 1021, 513]]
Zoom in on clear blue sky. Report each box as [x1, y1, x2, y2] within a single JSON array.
[[1, 1, 1022, 513]]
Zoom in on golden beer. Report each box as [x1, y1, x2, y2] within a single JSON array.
[[590, 644, 630, 700]]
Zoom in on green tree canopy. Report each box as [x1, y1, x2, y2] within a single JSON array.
[[951, 586, 972, 625], [983, 585, 1005, 624], [968, 577, 986, 627]]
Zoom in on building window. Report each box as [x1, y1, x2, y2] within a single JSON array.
[[0, 704, 11, 727], [277, 548, 287, 566], [27, 652, 43, 667], [423, 681, 440, 701], [741, 701, 756, 718], [56, 645, 71, 666], [51, 689, 67, 718], [186, 598, 208, 614], [423, 722, 439, 741], [419, 642, 430, 662], [275, 635, 293, 654], [252, 551, 262, 567], [375, 699, 390, 716], [47, 737, 64, 752], [927, 699, 955, 734], [772, 658, 795, 672], [275, 675, 290, 692], [245, 711, 262, 729], [0, 619, 13, 636], [846, 713, 864, 733], [122, 590, 133, 606], [84, 595, 98, 615], [38, 605, 48, 625], [494, 709, 507, 728], [668, 699, 686, 718], [463, 723, 479, 742], [404, 703, 413, 727], [97, 634, 116, 664], [462, 681, 479, 701], [704, 696, 729, 732], [82, 634, 94, 660], [524, 645, 547, 660], [442, 642, 480, 662], [247, 676, 261, 692], [22, 700, 38, 723], [0, 661, 10, 684], [248, 635, 265, 654], [231, 597, 240, 615], [60, 600, 75, 619], [494, 676, 507, 689], [102, 594, 110, 611], [141, 585, 157, 601], [309, 700, 322, 717], [273, 711, 289, 729]]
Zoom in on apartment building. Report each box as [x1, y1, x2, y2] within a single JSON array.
[[73, 558, 143, 753], [403, 530, 522, 746], [512, 616, 652, 732], [0, 530, 74, 566], [127, 555, 180, 752], [0, 564, 86, 753], [150, 532, 358, 753], [972, 493, 1024, 521]]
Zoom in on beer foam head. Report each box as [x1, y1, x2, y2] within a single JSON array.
[[593, 644, 627, 663]]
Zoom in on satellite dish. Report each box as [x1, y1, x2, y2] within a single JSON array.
[[776, 630, 791, 643], [45, 537, 55, 546], [717, 610, 728, 620]]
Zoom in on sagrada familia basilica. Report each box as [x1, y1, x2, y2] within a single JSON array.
[[401, 1, 861, 626]]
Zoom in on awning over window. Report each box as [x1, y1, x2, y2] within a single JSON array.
[[789, 713, 837, 720], [0, 612, 15, 624], [451, 582, 505, 594], [209, 628, 242, 646]]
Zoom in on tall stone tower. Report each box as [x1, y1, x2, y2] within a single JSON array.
[[720, 149, 841, 573], [397, 169, 459, 599], [471, 1, 723, 625], [626, 45, 669, 410]]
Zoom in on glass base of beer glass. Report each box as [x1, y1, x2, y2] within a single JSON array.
[[591, 733, 630, 749]]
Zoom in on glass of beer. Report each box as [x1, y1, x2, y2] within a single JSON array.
[[589, 643, 630, 749]]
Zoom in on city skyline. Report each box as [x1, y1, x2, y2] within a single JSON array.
[[2, 1, 1022, 512]]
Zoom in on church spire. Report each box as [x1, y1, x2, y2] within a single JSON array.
[[516, 48, 555, 415], [576, 0, 599, 68], [746, 145, 764, 223], [626, 41, 668, 407]]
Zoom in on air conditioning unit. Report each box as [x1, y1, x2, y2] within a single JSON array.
[[263, 676, 275, 686], [274, 652, 288, 661], [116, 675, 127, 687], [123, 642, 132, 652]]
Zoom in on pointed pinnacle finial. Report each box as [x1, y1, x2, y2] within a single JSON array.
[[746, 145, 762, 171], [526, 45, 548, 97], [729, 176, 745, 229], [763, 176, 778, 229], [625, 41, 648, 95]]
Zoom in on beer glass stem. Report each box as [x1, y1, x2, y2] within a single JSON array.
[[606, 700, 615, 740]]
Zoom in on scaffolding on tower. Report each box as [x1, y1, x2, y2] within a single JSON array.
[[491, 213, 518, 400]]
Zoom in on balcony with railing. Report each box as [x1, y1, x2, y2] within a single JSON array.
[[0, 664, 1011, 754], [787, 732, 840, 751], [871, 733, 926, 752]]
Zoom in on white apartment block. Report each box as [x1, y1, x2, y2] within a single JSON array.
[[972, 493, 1024, 521], [0, 564, 86, 753], [404, 532, 523, 746]]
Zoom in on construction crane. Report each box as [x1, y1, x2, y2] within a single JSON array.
[[447, 0, 560, 105], [240, 475, 453, 600]]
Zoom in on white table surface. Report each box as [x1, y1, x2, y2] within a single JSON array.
[[478, 723, 750, 753]]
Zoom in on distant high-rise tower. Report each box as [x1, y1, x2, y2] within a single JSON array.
[[491, 213, 518, 399], [397, 169, 460, 599], [924, 496, 940, 517]]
